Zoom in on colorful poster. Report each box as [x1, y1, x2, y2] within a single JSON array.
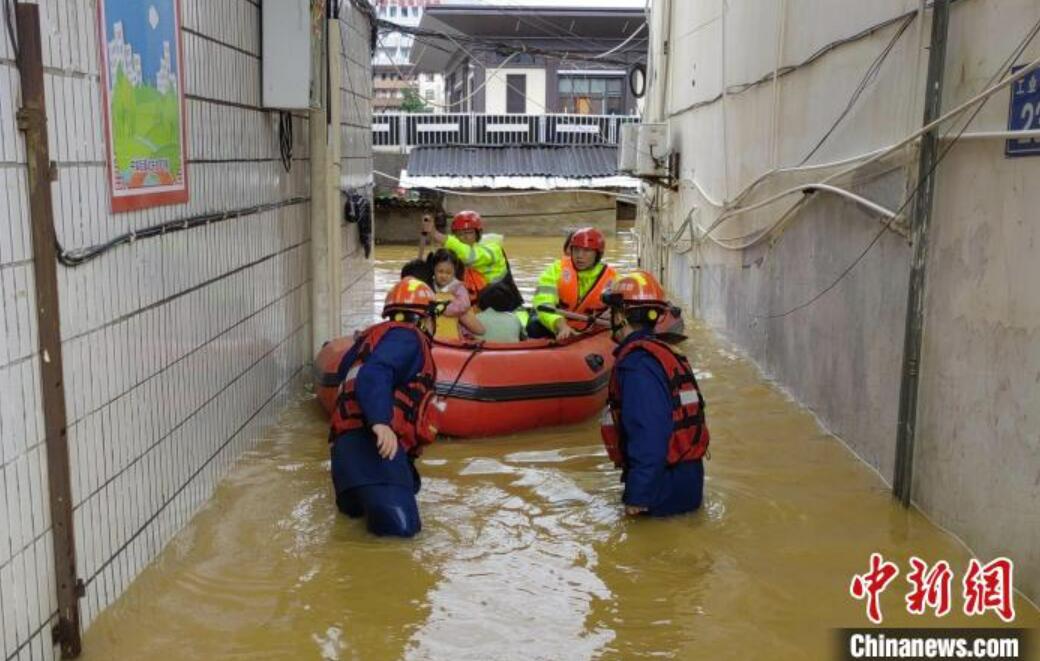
[[97, 0, 188, 212]]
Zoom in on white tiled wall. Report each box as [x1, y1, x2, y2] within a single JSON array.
[[339, 4, 375, 336], [0, 1, 373, 657]]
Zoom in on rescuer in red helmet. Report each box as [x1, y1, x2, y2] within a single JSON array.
[[528, 227, 617, 340]]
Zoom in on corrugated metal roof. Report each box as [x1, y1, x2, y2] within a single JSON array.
[[406, 145, 622, 179]]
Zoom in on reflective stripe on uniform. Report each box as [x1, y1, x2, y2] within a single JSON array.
[[679, 390, 700, 406]]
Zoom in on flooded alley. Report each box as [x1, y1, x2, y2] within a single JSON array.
[[78, 238, 1038, 660]]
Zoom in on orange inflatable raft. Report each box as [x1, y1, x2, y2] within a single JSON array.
[[313, 311, 683, 438]]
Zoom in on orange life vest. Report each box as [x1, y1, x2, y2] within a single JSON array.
[[463, 268, 488, 305], [600, 338, 709, 468], [558, 258, 616, 328], [330, 321, 441, 455]]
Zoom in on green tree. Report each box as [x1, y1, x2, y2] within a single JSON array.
[[400, 88, 429, 113]]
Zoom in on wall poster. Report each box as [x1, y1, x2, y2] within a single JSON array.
[[97, 0, 189, 212]]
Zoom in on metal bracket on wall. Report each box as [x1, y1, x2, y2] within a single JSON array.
[[15, 4, 82, 657]]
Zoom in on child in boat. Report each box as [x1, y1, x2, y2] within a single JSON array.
[[599, 270, 708, 518], [427, 249, 484, 339], [474, 282, 525, 343], [400, 258, 433, 287]]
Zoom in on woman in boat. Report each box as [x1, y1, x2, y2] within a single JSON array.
[[529, 227, 617, 341], [473, 281, 526, 343], [427, 249, 484, 340], [328, 277, 442, 537]]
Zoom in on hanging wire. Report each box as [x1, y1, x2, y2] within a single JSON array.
[[798, 13, 916, 166], [754, 15, 1040, 320], [3, 0, 18, 60], [278, 111, 294, 173]]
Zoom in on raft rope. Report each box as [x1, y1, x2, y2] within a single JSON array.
[[439, 343, 483, 400]]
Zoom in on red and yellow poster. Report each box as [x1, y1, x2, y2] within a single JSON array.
[[97, 0, 189, 212]]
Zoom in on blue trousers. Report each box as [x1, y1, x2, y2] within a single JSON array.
[[641, 460, 705, 518], [336, 484, 421, 537], [330, 430, 422, 538]]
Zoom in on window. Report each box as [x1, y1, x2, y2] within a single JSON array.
[[389, 6, 397, 17], [557, 74, 625, 114], [399, 47, 411, 61], [425, 90, 435, 100], [506, 74, 526, 114]]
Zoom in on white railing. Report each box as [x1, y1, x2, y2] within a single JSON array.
[[372, 113, 639, 150]]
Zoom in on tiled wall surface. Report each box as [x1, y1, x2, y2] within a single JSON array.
[[338, 4, 374, 336], [0, 1, 373, 658]]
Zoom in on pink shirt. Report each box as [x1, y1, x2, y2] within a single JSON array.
[[437, 279, 471, 317]]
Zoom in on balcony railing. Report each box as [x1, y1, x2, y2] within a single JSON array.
[[372, 113, 639, 150]]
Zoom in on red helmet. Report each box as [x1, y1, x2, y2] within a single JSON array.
[[568, 227, 605, 254], [451, 210, 483, 233], [383, 277, 437, 319], [601, 270, 669, 310]]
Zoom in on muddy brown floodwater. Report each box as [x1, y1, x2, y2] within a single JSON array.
[[83, 235, 1038, 660]]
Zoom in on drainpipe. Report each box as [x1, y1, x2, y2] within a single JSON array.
[[14, 4, 82, 656], [893, 0, 951, 507]]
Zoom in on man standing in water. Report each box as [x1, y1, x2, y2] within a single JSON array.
[[599, 271, 709, 517], [328, 277, 442, 537]]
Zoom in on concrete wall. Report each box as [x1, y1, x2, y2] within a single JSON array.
[[375, 191, 618, 244], [0, 1, 373, 657], [444, 191, 617, 237], [484, 67, 547, 115], [642, 0, 1040, 601], [373, 150, 408, 194], [374, 204, 435, 244], [338, 4, 376, 337]]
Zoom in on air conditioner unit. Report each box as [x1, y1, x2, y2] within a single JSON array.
[[635, 123, 669, 177], [618, 123, 639, 174]]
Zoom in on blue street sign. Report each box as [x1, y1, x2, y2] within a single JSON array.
[[1006, 65, 1040, 157]]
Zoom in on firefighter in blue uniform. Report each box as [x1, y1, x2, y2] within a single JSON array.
[[600, 271, 709, 517], [328, 277, 444, 537]]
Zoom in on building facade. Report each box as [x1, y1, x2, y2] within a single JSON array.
[[0, 2, 374, 657], [415, 4, 647, 115], [373, 0, 445, 112], [638, 0, 1040, 602]]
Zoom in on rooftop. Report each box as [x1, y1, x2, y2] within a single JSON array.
[[401, 144, 639, 190]]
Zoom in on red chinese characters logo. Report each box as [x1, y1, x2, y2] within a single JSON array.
[[905, 557, 953, 617], [851, 555, 1017, 624], [850, 553, 900, 624], [963, 557, 1016, 623]]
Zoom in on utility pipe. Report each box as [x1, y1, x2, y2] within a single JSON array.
[[893, 0, 951, 506], [14, 4, 82, 657]]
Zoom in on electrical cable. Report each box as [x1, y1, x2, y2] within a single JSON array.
[[278, 111, 294, 172], [798, 13, 916, 166], [752, 15, 1040, 320], [56, 197, 310, 267], [701, 51, 1040, 243], [592, 21, 647, 59], [3, 0, 17, 60], [375, 18, 638, 68]]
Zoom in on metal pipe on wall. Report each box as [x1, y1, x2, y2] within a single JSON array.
[[893, 0, 952, 507], [14, 4, 83, 657]]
